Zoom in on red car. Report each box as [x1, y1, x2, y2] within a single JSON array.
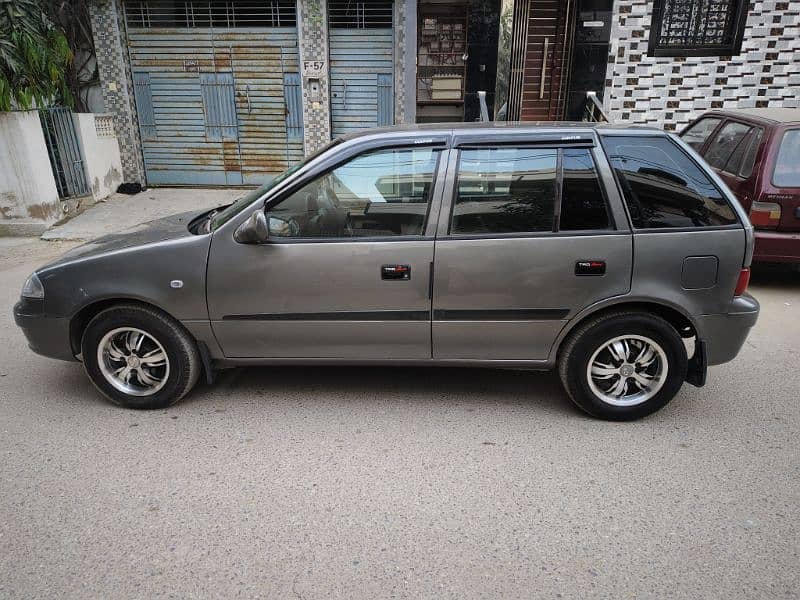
[[680, 108, 800, 264]]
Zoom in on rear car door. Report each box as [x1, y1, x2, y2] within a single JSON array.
[[206, 143, 446, 359], [701, 120, 764, 210], [431, 135, 632, 361], [768, 128, 800, 234]]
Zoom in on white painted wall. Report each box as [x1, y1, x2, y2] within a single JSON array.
[[73, 113, 123, 201], [0, 111, 61, 232]]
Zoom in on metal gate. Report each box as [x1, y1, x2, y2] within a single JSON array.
[[328, 0, 394, 137], [39, 107, 90, 198], [124, 0, 303, 185]]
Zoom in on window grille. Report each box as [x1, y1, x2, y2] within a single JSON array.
[[125, 0, 297, 28], [648, 0, 748, 57], [328, 0, 393, 29]]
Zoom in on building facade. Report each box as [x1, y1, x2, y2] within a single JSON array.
[[87, 0, 799, 186]]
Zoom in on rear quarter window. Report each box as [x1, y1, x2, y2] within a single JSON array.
[[601, 135, 738, 229], [680, 117, 722, 151], [773, 130, 800, 188]]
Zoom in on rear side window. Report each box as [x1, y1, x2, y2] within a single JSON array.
[[560, 149, 609, 231], [729, 127, 763, 179], [602, 135, 737, 229], [704, 121, 751, 170], [452, 147, 557, 234], [773, 130, 800, 187], [681, 117, 721, 151]]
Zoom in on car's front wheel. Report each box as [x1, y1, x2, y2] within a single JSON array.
[[81, 304, 201, 409], [558, 311, 688, 420]]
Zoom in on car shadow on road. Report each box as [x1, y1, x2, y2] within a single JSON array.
[[188, 365, 584, 417], [750, 263, 800, 290]]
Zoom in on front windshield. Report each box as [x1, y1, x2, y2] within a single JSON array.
[[210, 138, 343, 230]]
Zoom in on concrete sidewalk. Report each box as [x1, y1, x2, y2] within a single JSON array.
[[41, 187, 245, 241]]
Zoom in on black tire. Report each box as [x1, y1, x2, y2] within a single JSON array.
[[558, 311, 688, 421], [81, 304, 201, 409]]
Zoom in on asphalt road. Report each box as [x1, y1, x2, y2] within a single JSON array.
[[1, 238, 798, 599]]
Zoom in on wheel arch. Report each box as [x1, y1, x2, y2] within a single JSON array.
[[551, 298, 697, 364], [69, 297, 180, 357]]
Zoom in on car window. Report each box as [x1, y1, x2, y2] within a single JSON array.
[[266, 147, 440, 238], [681, 117, 722, 151], [735, 128, 764, 179], [704, 121, 751, 170], [773, 129, 800, 188], [452, 147, 557, 234], [559, 149, 610, 231], [602, 135, 737, 229]]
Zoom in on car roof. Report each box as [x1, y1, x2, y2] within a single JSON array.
[[700, 107, 800, 125], [338, 121, 665, 143]]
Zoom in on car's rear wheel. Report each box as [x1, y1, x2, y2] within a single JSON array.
[[81, 304, 201, 409], [558, 311, 688, 420]]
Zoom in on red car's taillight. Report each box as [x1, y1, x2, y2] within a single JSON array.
[[749, 201, 781, 229], [734, 267, 751, 296]]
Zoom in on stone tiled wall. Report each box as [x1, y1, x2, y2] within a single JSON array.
[[605, 0, 800, 130], [298, 0, 332, 154], [394, 0, 408, 124], [88, 0, 146, 184]]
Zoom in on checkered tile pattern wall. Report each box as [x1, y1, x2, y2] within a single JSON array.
[[88, 0, 146, 184], [605, 0, 800, 130]]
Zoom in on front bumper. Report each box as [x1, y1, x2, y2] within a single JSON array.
[[753, 230, 800, 264], [13, 299, 77, 362], [695, 294, 760, 366]]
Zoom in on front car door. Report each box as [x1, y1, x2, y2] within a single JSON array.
[[431, 132, 633, 362], [206, 140, 447, 359]]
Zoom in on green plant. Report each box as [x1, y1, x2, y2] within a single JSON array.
[[0, 0, 73, 111], [48, 0, 97, 112]]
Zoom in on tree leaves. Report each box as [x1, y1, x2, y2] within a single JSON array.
[[0, 0, 73, 111]]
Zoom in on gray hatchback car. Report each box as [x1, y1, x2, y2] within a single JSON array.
[[14, 123, 759, 420]]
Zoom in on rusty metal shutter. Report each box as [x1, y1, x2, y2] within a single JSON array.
[[328, 0, 394, 137], [125, 0, 301, 186]]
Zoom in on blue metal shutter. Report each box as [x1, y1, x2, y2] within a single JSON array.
[[132, 72, 157, 140], [377, 73, 393, 127], [283, 73, 303, 139], [125, 1, 302, 185], [200, 73, 238, 141], [328, 1, 394, 137]]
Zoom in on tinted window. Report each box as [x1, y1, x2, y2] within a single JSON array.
[[705, 121, 751, 169], [773, 130, 800, 188], [559, 149, 610, 231], [681, 117, 721, 150], [603, 135, 737, 228], [738, 128, 763, 179], [267, 147, 440, 238], [452, 147, 557, 234]]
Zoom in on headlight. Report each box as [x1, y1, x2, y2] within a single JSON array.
[[21, 273, 44, 299]]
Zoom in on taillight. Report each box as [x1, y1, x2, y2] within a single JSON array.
[[734, 267, 750, 296], [749, 200, 781, 229]]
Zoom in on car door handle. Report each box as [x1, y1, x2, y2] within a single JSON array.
[[575, 260, 606, 276], [381, 264, 411, 280]]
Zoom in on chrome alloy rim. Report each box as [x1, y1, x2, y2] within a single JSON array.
[[97, 327, 170, 396], [586, 335, 668, 407]]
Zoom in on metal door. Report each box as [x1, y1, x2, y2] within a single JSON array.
[[328, 0, 394, 137], [39, 107, 90, 198], [125, 0, 302, 185], [432, 142, 632, 362]]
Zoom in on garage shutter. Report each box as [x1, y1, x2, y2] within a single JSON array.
[[329, 0, 394, 137], [125, 0, 303, 185]]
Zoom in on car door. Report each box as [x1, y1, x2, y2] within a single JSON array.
[[701, 119, 764, 211], [431, 136, 633, 361], [206, 143, 447, 359]]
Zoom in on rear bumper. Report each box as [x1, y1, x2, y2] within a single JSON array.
[[13, 300, 76, 362], [753, 230, 800, 264], [695, 294, 760, 366]]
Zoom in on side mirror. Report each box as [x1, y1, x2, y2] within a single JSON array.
[[234, 210, 269, 244]]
